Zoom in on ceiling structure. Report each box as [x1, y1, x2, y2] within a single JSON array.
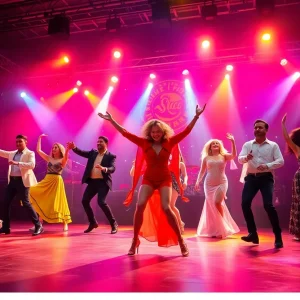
[[0, 0, 299, 40], [1, 0, 300, 77]]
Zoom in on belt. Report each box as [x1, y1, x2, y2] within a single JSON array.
[[247, 172, 272, 177], [10, 176, 22, 180]]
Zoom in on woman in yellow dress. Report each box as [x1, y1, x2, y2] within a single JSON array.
[[29, 134, 72, 232]]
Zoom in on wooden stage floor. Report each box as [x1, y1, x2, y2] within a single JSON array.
[[0, 223, 299, 292]]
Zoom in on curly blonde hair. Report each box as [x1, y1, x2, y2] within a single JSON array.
[[201, 139, 228, 160], [141, 119, 174, 141], [50, 143, 65, 159]]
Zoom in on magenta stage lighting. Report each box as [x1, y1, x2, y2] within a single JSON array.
[[20, 92, 26, 98]]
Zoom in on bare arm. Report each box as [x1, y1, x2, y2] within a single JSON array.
[[195, 157, 207, 189], [61, 148, 70, 168], [281, 114, 300, 158], [180, 162, 188, 186], [224, 133, 237, 160], [36, 135, 50, 162]]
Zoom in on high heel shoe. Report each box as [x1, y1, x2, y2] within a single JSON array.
[[179, 240, 189, 257], [128, 238, 141, 256]]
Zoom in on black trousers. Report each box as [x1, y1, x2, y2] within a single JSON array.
[[1, 177, 41, 230], [82, 178, 116, 226], [242, 173, 281, 236]]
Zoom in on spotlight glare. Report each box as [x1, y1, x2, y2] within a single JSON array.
[[73, 87, 78, 93], [226, 65, 233, 72], [148, 82, 154, 89], [76, 80, 82, 86], [113, 51, 121, 59], [293, 72, 300, 80], [149, 73, 156, 79], [280, 59, 288, 66], [20, 92, 26, 98], [225, 74, 230, 80], [262, 33, 271, 41], [84, 90, 89, 96], [182, 69, 189, 76], [201, 40, 210, 49], [111, 76, 119, 83], [64, 56, 70, 63]]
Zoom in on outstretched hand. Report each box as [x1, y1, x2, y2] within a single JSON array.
[[226, 133, 235, 141], [66, 142, 75, 150], [98, 111, 113, 121], [195, 104, 206, 117]]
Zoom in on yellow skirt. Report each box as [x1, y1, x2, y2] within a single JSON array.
[[30, 174, 72, 224]]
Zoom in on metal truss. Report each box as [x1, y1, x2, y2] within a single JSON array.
[[24, 41, 300, 78], [0, 53, 23, 74], [1, 0, 300, 40]]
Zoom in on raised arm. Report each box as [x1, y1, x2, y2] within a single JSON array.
[[180, 162, 188, 190], [224, 133, 237, 160], [61, 146, 70, 168], [67, 142, 90, 159], [195, 157, 207, 190], [282, 113, 300, 158], [36, 134, 50, 162], [98, 112, 144, 147], [170, 104, 206, 145]]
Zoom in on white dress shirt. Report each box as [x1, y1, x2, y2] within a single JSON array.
[[238, 139, 284, 180]]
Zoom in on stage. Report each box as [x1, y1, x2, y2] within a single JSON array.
[[0, 224, 299, 292]]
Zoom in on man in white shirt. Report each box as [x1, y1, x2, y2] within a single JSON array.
[[238, 120, 284, 248], [0, 134, 43, 235]]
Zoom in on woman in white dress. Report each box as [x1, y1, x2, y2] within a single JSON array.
[[195, 133, 240, 238]]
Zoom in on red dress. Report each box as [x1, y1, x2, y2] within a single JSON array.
[[122, 125, 191, 247]]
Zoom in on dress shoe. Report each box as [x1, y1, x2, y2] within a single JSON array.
[[111, 223, 118, 234], [274, 235, 283, 249], [241, 233, 259, 244], [32, 225, 44, 236], [0, 228, 10, 235], [84, 223, 98, 233]]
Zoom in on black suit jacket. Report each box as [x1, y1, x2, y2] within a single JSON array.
[[72, 147, 116, 190]]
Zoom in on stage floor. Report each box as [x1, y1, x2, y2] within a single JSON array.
[[0, 223, 299, 292]]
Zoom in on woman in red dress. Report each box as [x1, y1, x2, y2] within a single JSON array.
[[98, 104, 206, 256]]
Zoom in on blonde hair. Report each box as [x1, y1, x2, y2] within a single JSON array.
[[50, 143, 65, 159], [201, 139, 228, 160], [141, 119, 174, 141]]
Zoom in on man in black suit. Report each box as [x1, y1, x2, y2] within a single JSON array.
[[67, 136, 118, 234]]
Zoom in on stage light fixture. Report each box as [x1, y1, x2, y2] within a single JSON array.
[[182, 69, 189, 76], [73, 87, 78, 93], [20, 92, 26, 98], [149, 73, 156, 79], [76, 80, 82, 86], [202, 40, 210, 49], [201, 4, 218, 20], [226, 65, 233, 71], [111, 76, 119, 83], [280, 59, 287, 66], [256, 0, 275, 15], [150, 0, 171, 24], [106, 17, 121, 31], [48, 15, 70, 36]]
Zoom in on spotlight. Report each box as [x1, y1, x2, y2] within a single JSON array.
[[293, 72, 300, 80], [149, 73, 156, 79], [225, 74, 230, 80], [182, 69, 189, 76], [63, 56, 69, 63], [202, 40, 210, 49], [262, 33, 271, 41], [111, 76, 119, 83], [280, 59, 288, 66], [226, 65, 233, 72], [20, 92, 26, 98], [76, 80, 82, 86], [84, 90, 89, 96], [113, 51, 121, 59], [73, 87, 78, 93]]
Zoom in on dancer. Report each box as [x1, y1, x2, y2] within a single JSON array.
[[0, 134, 43, 235], [67, 136, 118, 234], [238, 119, 284, 248], [281, 114, 300, 241], [130, 154, 187, 234], [195, 134, 240, 238], [98, 104, 206, 256], [29, 134, 72, 232], [170, 151, 188, 234]]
